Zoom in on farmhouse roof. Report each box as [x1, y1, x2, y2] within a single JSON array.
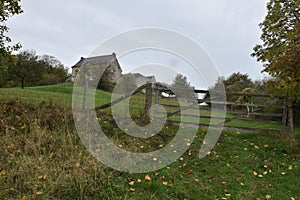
[[71, 53, 121, 71]]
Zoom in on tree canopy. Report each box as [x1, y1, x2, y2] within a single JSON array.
[[251, 0, 300, 102], [0, 0, 23, 54], [7, 50, 68, 89]]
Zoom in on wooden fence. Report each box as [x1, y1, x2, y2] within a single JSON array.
[[93, 82, 294, 133]]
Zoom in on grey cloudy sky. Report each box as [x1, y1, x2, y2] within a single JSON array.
[[7, 0, 269, 88]]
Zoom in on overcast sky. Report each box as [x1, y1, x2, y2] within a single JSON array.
[[7, 0, 269, 88]]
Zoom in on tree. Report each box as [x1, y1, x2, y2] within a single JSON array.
[[8, 50, 44, 89], [206, 72, 253, 103], [251, 0, 300, 102], [223, 72, 253, 93], [171, 73, 196, 99], [0, 0, 22, 87], [0, 52, 15, 87], [172, 73, 191, 88], [39, 54, 68, 85], [0, 0, 23, 54]]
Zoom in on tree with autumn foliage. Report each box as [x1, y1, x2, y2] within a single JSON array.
[[251, 0, 300, 103], [0, 0, 22, 87]]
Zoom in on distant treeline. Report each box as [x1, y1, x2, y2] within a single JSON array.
[[0, 50, 69, 89]]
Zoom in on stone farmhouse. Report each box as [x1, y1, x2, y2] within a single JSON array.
[[70, 53, 122, 82], [69, 53, 156, 88]]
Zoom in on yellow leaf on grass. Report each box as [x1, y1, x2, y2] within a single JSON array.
[[21, 124, 27, 129], [145, 175, 151, 182], [137, 178, 142, 183], [128, 181, 134, 186], [266, 194, 271, 199], [75, 162, 80, 168], [36, 191, 43, 195], [162, 181, 168, 185], [21, 195, 26, 200], [49, 152, 54, 159], [253, 171, 258, 176], [0, 170, 6, 175]]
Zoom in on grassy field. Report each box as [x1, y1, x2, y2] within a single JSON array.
[[0, 84, 112, 108], [0, 84, 300, 199]]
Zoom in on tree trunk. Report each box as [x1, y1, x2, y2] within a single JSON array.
[[21, 78, 24, 89]]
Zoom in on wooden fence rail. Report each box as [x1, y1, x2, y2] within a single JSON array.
[[91, 82, 293, 133]]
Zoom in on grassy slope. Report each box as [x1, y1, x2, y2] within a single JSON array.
[[0, 84, 299, 199], [0, 84, 112, 108]]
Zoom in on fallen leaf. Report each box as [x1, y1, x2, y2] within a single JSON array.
[[75, 162, 80, 168], [145, 175, 151, 182], [162, 181, 168, 185], [21, 124, 27, 129], [266, 194, 271, 199], [128, 181, 134, 186], [0, 170, 6, 175], [49, 152, 54, 159]]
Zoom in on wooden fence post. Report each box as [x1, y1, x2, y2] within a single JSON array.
[[288, 96, 294, 134], [282, 91, 288, 127], [154, 85, 160, 118], [83, 75, 88, 109], [144, 82, 152, 115]]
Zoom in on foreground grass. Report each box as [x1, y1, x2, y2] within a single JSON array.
[[0, 100, 300, 200]]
